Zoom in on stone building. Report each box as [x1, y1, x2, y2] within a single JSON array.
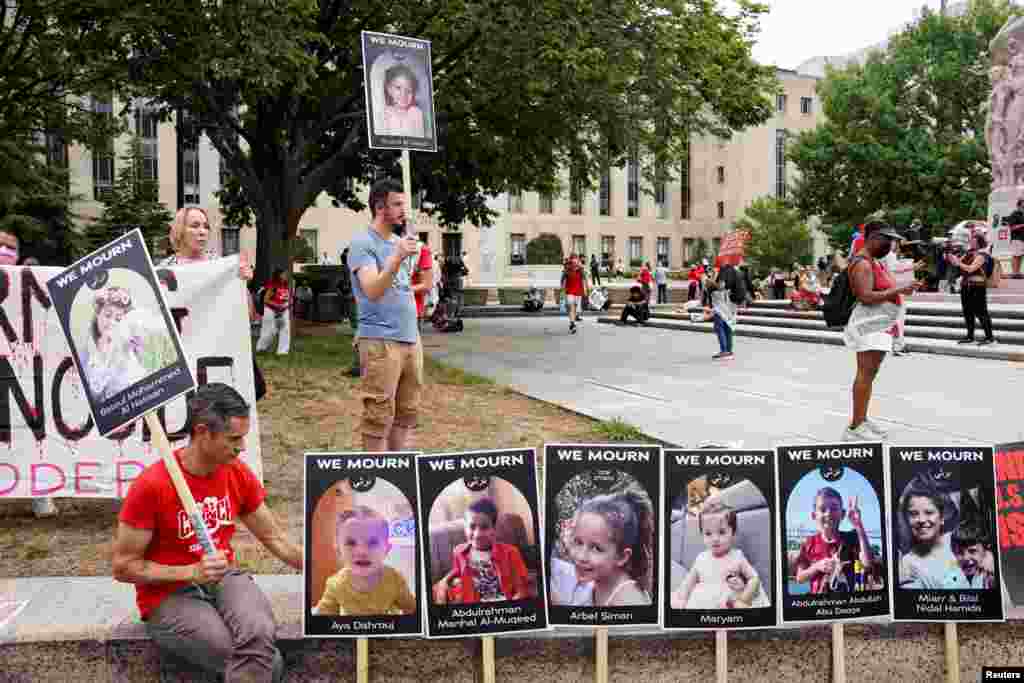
[[59, 67, 826, 281]]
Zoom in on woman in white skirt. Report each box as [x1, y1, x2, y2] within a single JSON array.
[[843, 222, 922, 442]]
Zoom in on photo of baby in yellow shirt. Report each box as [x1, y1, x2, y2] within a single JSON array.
[[312, 506, 417, 616]]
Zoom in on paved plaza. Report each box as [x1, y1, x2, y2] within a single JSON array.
[[422, 316, 1024, 448]]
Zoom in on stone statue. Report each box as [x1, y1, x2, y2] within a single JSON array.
[[988, 21, 1024, 190]]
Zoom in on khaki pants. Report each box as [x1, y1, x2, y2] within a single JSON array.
[[359, 338, 424, 438]]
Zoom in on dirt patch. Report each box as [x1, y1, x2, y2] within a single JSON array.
[[0, 328, 626, 578]]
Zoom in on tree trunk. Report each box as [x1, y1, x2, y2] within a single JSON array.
[[252, 201, 302, 286]]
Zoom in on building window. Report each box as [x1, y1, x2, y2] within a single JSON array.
[[801, 97, 813, 115], [776, 129, 787, 199], [717, 201, 725, 219], [507, 191, 523, 213], [777, 93, 787, 113], [45, 131, 67, 170], [539, 193, 554, 214], [299, 229, 318, 258], [572, 235, 586, 258], [717, 165, 725, 184], [179, 110, 200, 207], [712, 237, 722, 255], [683, 238, 695, 262], [628, 236, 643, 266], [91, 95, 114, 200], [680, 141, 690, 220], [655, 164, 667, 219], [627, 147, 640, 217], [221, 228, 240, 256], [510, 233, 526, 265], [657, 237, 669, 267], [599, 167, 611, 216], [601, 235, 615, 265], [570, 170, 584, 215]]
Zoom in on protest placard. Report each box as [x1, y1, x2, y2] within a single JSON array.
[[994, 441, 1024, 618], [889, 445, 1003, 623], [544, 443, 662, 628], [776, 442, 891, 625], [362, 31, 437, 153], [45, 230, 194, 437], [304, 452, 422, 638], [663, 449, 777, 630], [416, 449, 548, 638], [0, 256, 261, 498]]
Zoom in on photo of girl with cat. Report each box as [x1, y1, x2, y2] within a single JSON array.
[[548, 471, 655, 607]]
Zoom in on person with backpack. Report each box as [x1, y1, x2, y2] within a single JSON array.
[[842, 221, 922, 442], [561, 253, 589, 334], [947, 232, 997, 346], [706, 257, 747, 360]]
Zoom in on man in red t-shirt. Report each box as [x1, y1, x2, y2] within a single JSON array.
[[113, 383, 302, 682], [561, 253, 589, 334], [410, 243, 434, 322], [256, 268, 291, 355]]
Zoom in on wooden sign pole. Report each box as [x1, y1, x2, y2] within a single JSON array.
[[482, 636, 496, 683], [144, 413, 216, 556], [595, 627, 609, 683], [715, 630, 728, 683], [831, 624, 846, 683], [356, 637, 369, 683], [944, 623, 961, 683]]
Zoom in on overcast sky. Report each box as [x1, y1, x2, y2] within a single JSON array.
[[747, 0, 954, 69]]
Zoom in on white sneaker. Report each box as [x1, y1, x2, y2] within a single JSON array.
[[842, 423, 878, 442], [863, 418, 889, 439]]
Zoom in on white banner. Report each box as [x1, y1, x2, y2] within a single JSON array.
[[0, 257, 262, 498]]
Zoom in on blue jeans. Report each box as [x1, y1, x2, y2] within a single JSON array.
[[713, 314, 733, 353]]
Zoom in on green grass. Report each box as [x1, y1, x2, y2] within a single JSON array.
[[593, 417, 648, 442], [257, 327, 494, 386]]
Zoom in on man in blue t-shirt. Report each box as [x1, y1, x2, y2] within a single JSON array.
[[347, 179, 423, 451]]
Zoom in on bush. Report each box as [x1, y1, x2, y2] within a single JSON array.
[[629, 258, 643, 268], [526, 233, 564, 265]]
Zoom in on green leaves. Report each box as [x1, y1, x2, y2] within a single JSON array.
[[788, 0, 1019, 231], [735, 196, 813, 272]]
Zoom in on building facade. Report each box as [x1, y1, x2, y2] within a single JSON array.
[[62, 68, 826, 281]]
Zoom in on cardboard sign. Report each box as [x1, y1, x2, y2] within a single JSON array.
[[303, 452, 423, 638], [361, 31, 438, 152], [416, 449, 548, 638], [544, 443, 662, 628], [662, 449, 778, 630], [45, 231, 195, 436], [776, 442, 891, 625], [889, 446, 1003, 622], [994, 442, 1024, 616]]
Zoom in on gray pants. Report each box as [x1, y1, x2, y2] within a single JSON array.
[[145, 571, 283, 683]]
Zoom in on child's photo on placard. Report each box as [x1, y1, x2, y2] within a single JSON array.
[[544, 443, 662, 627], [663, 449, 777, 630], [777, 443, 891, 625], [304, 452, 422, 638], [416, 449, 548, 638], [890, 446, 1003, 622]]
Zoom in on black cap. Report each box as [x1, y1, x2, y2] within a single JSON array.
[[864, 221, 902, 241]]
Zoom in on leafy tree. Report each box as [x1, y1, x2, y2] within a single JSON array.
[[110, 0, 779, 283], [693, 238, 709, 263], [733, 196, 813, 270], [820, 222, 858, 255], [85, 138, 174, 256], [526, 234, 564, 265], [787, 0, 1019, 230]]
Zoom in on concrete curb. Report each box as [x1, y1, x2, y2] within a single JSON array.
[[597, 318, 1024, 362], [740, 308, 1024, 332]]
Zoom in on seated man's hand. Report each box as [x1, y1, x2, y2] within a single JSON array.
[[194, 551, 228, 585]]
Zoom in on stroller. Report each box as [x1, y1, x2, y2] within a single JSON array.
[[431, 284, 464, 333]]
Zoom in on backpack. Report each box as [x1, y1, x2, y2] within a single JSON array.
[[727, 267, 747, 304], [822, 257, 862, 328], [985, 253, 1002, 289]]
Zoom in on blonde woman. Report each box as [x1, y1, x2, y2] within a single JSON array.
[[161, 207, 265, 399]]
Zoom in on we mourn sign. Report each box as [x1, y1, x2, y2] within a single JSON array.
[[0, 257, 262, 498]]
